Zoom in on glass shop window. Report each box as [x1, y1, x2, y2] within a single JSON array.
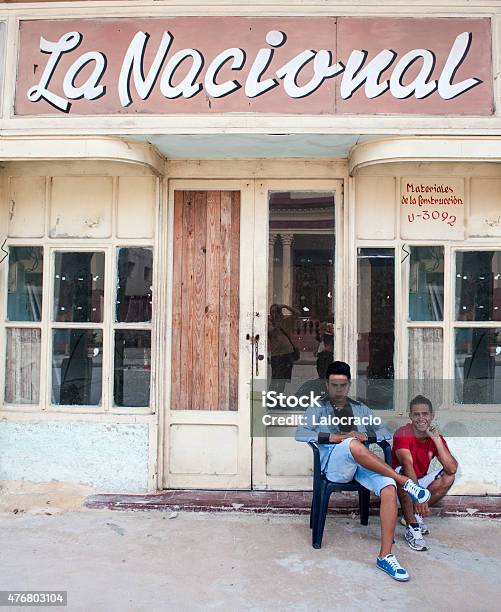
[[114, 248, 153, 407], [356, 248, 395, 410], [409, 246, 444, 321], [455, 251, 501, 321], [5, 247, 43, 404], [454, 252, 501, 404]]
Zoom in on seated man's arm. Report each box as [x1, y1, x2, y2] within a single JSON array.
[[427, 426, 458, 476], [396, 448, 429, 517], [295, 406, 354, 444], [395, 448, 418, 482]]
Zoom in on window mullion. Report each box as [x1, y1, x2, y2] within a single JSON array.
[[443, 243, 453, 386], [38, 245, 51, 411], [102, 245, 113, 412]]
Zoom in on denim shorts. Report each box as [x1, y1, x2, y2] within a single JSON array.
[[322, 437, 396, 496]]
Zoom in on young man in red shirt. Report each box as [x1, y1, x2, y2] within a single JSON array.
[[392, 395, 458, 552]]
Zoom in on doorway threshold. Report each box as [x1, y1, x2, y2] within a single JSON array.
[[83, 490, 501, 518]]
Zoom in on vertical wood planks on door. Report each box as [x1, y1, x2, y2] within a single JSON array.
[[219, 191, 232, 410], [180, 191, 195, 408], [192, 191, 207, 409], [229, 193, 240, 411], [205, 191, 221, 410], [171, 191, 184, 409], [171, 190, 240, 411]]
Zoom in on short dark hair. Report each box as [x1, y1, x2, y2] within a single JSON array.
[[409, 395, 433, 413], [326, 361, 351, 380]]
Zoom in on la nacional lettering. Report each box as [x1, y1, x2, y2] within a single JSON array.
[[27, 28, 482, 113]]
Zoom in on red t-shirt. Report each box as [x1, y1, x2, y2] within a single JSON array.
[[391, 423, 449, 478]]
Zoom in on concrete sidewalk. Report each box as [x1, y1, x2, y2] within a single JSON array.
[[1, 510, 500, 612]]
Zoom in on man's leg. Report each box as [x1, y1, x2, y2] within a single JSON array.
[[353, 468, 409, 580], [379, 484, 398, 558], [427, 472, 455, 506], [348, 439, 413, 488], [353, 468, 398, 557], [397, 482, 416, 525]]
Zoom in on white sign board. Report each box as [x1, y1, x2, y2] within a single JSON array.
[[400, 178, 465, 240]]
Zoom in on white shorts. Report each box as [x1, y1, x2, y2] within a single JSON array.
[[396, 466, 444, 489]]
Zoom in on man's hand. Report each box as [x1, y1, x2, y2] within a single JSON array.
[[348, 431, 368, 442], [426, 424, 440, 439], [414, 501, 430, 517]]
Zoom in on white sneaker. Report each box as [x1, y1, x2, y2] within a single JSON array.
[[405, 524, 428, 551], [400, 513, 429, 535], [415, 513, 429, 535]]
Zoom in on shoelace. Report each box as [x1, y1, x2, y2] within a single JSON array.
[[385, 555, 401, 570], [405, 480, 421, 496]]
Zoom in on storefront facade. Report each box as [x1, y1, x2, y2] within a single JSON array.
[[0, 1, 500, 495]]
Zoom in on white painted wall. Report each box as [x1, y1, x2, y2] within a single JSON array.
[[0, 421, 149, 492]]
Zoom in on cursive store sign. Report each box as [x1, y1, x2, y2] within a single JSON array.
[[15, 17, 493, 115]]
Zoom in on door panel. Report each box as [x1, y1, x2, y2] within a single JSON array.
[[163, 179, 342, 490], [164, 181, 253, 489], [171, 190, 240, 411], [252, 180, 342, 490]]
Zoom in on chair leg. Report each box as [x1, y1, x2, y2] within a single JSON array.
[[313, 486, 331, 549], [359, 488, 370, 526], [310, 484, 321, 530]]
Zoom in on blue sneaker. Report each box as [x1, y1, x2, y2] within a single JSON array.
[[403, 479, 431, 503], [377, 554, 409, 581]]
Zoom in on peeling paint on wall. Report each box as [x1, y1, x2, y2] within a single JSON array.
[[0, 421, 149, 492]]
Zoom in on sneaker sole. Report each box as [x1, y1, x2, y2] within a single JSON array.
[[377, 564, 409, 582]]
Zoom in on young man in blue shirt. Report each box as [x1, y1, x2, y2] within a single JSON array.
[[296, 361, 431, 581]]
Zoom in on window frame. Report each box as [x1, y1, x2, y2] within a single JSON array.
[[449, 246, 501, 413], [354, 237, 501, 415], [403, 242, 501, 414], [2, 241, 155, 415]]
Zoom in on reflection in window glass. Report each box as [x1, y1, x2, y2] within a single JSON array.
[[7, 247, 43, 322], [455, 328, 501, 404], [5, 328, 41, 404], [357, 248, 395, 410], [267, 191, 335, 400], [409, 246, 444, 321], [114, 331, 151, 407], [408, 328, 443, 407], [52, 329, 103, 405], [456, 251, 501, 321], [53, 252, 105, 323], [116, 248, 153, 323]]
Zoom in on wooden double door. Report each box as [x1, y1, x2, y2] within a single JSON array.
[[162, 179, 341, 490]]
